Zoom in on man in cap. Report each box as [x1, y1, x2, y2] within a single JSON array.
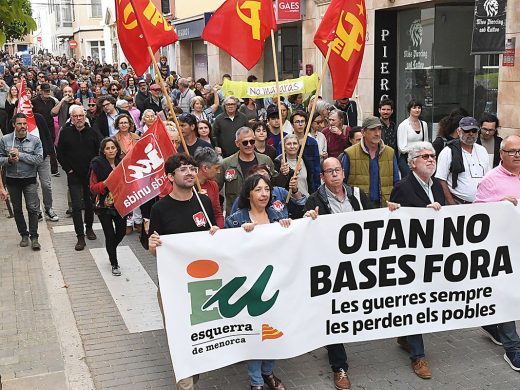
[[341, 115, 399, 207], [135, 79, 149, 114], [143, 83, 167, 115], [435, 116, 490, 204]]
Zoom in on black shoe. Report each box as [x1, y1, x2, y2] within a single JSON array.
[[66, 208, 72, 215], [20, 235, 29, 247], [75, 236, 86, 251], [112, 266, 121, 276], [481, 326, 503, 346], [38, 212, 43, 221], [86, 228, 97, 240], [52, 171, 60, 177], [31, 238, 41, 251]]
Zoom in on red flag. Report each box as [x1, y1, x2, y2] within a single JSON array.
[[17, 77, 39, 137], [105, 118, 176, 216], [202, 0, 277, 70], [314, 0, 367, 99], [116, 0, 178, 76]]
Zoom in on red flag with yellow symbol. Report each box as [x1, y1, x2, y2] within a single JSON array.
[[115, 0, 178, 76], [202, 0, 277, 70], [17, 77, 39, 138], [314, 0, 367, 99]]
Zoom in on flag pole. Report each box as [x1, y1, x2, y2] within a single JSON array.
[[285, 44, 332, 203], [146, 46, 202, 192], [270, 29, 285, 162]]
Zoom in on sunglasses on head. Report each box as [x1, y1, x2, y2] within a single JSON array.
[[241, 139, 255, 146]]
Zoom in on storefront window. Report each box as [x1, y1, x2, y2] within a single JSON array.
[[396, 4, 497, 138]]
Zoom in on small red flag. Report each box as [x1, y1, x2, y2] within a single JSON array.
[[314, 0, 367, 99], [202, 0, 277, 70], [105, 118, 176, 216], [17, 77, 39, 137], [116, 0, 178, 76]]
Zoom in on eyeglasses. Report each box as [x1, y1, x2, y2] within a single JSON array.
[[502, 149, 520, 157], [176, 165, 198, 174], [414, 153, 436, 160], [241, 139, 256, 146], [110, 88, 118, 92], [102, 102, 112, 107], [480, 127, 496, 133], [293, 120, 306, 125], [462, 128, 478, 134], [323, 167, 342, 175]]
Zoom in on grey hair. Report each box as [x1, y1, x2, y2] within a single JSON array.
[[328, 109, 345, 125], [315, 99, 331, 113], [115, 99, 128, 109], [235, 126, 253, 140], [223, 96, 238, 106], [178, 77, 189, 88], [69, 104, 83, 115], [194, 147, 219, 167], [407, 141, 435, 167], [283, 134, 299, 144], [500, 135, 520, 150], [140, 109, 156, 127]]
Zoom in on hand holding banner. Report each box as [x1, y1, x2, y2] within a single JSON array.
[[105, 118, 176, 216]]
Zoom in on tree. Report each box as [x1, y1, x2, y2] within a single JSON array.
[[0, 0, 37, 46]]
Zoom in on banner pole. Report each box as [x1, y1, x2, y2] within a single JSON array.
[[270, 29, 285, 163], [285, 44, 332, 203], [146, 46, 202, 192]]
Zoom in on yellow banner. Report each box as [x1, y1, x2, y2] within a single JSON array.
[[221, 73, 319, 98]]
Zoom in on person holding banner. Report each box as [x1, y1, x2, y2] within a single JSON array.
[[224, 173, 289, 390], [147, 153, 217, 390], [475, 134, 520, 371], [389, 141, 445, 379], [89, 138, 125, 276], [303, 157, 371, 390]]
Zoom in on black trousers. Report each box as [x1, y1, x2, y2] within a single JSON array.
[[98, 211, 126, 266], [326, 343, 349, 372], [68, 174, 94, 237]]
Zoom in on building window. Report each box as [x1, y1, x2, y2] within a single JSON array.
[[161, 0, 170, 15], [62, 0, 72, 27], [91, 0, 102, 18], [90, 41, 105, 62]]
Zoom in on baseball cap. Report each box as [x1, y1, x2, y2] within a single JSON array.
[[150, 83, 161, 91], [362, 116, 383, 129], [138, 79, 147, 85], [266, 105, 279, 118], [459, 116, 479, 131]]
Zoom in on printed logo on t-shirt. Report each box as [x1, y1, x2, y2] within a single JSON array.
[[193, 211, 207, 228], [225, 168, 236, 182], [271, 200, 284, 213]]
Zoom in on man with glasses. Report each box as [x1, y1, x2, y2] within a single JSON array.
[[436, 116, 490, 205], [475, 134, 520, 371], [93, 95, 130, 137], [147, 153, 217, 390], [213, 96, 248, 158], [217, 126, 276, 215], [303, 157, 371, 390], [143, 83, 167, 116], [477, 112, 502, 168], [57, 106, 101, 251], [108, 81, 123, 100], [341, 116, 400, 208], [389, 141, 445, 380]]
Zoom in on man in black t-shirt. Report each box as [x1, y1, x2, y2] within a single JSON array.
[[148, 153, 217, 390]]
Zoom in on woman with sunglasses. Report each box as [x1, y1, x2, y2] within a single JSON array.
[[86, 98, 98, 126], [397, 100, 428, 177], [224, 173, 289, 390]]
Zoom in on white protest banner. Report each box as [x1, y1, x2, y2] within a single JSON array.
[[157, 202, 520, 381]]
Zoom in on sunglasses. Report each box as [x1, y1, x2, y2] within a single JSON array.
[[241, 139, 255, 146], [462, 128, 478, 134], [88, 103, 96, 107], [414, 153, 436, 160]]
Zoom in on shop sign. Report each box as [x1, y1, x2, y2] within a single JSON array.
[[502, 37, 515, 67], [175, 13, 212, 41], [471, 0, 507, 54], [277, 0, 301, 23], [373, 11, 397, 115]]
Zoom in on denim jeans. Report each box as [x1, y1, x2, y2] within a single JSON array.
[[497, 322, 520, 353], [7, 181, 40, 238], [406, 334, 425, 360], [326, 344, 349, 372], [37, 156, 53, 211], [248, 360, 275, 386], [68, 173, 94, 237], [97, 211, 126, 266]]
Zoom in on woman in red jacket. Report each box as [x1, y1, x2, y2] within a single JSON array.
[[89, 138, 126, 276]]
